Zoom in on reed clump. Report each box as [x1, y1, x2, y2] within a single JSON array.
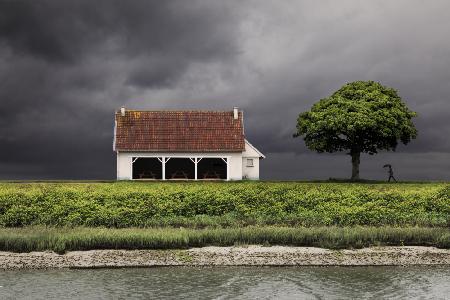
[[0, 226, 448, 253]]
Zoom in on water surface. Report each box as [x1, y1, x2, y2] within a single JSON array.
[[0, 266, 449, 299]]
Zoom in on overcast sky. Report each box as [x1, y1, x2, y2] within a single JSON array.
[[1, 0, 449, 180]]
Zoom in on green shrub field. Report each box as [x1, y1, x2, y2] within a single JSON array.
[[0, 182, 448, 228], [0, 226, 448, 253]]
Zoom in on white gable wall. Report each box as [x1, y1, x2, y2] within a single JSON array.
[[242, 140, 264, 180]]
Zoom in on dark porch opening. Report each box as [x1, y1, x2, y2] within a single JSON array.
[[165, 158, 195, 180], [132, 157, 162, 179], [198, 158, 227, 180]]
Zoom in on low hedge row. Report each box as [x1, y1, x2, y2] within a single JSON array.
[[0, 182, 448, 227]]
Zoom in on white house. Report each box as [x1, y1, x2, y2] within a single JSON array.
[[113, 107, 265, 180]]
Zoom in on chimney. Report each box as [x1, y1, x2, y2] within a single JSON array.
[[233, 107, 239, 120], [120, 106, 126, 117]]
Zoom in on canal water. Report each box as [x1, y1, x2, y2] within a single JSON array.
[[0, 266, 449, 299]]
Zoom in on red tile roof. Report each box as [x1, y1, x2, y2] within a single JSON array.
[[114, 110, 245, 152]]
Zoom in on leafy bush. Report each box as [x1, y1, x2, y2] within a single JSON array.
[[0, 182, 448, 227]]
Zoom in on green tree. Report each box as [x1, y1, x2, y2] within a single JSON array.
[[294, 81, 417, 180]]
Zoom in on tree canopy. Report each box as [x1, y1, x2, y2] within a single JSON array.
[[294, 81, 417, 180]]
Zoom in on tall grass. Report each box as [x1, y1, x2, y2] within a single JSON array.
[[0, 226, 448, 253], [0, 182, 448, 227]]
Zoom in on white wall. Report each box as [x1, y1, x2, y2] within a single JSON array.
[[116, 151, 243, 180], [242, 157, 260, 180]]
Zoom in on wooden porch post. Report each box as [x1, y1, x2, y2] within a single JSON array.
[[158, 157, 166, 180], [227, 157, 230, 181], [190, 157, 202, 180], [194, 158, 197, 180], [221, 157, 230, 181], [131, 157, 139, 180], [163, 157, 166, 180]]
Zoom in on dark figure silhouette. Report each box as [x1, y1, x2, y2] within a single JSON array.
[[383, 164, 397, 182]]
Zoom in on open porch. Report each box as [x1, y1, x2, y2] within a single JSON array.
[[131, 156, 230, 180]]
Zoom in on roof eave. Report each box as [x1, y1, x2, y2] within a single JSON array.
[[244, 139, 266, 159], [115, 149, 245, 153]]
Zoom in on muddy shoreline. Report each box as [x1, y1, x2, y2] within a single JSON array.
[[1, 246, 449, 270]]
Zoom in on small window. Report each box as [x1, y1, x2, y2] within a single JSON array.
[[246, 158, 254, 167]]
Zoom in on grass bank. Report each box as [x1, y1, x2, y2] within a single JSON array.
[[0, 182, 448, 227], [0, 226, 448, 253]]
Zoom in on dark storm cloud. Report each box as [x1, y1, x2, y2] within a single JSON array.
[[0, 0, 449, 180], [238, 0, 450, 180], [0, 0, 243, 179], [0, 0, 237, 63]]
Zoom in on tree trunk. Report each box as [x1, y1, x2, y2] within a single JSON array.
[[351, 151, 360, 181]]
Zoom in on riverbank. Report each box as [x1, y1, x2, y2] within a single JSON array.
[[1, 246, 449, 269]]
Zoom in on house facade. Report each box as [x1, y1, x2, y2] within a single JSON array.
[[113, 107, 264, 180]]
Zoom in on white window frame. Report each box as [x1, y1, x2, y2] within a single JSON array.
[[246, 158, 254, 167]]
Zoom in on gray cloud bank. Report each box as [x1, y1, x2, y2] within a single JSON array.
[[0, 0, 449, 180]]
